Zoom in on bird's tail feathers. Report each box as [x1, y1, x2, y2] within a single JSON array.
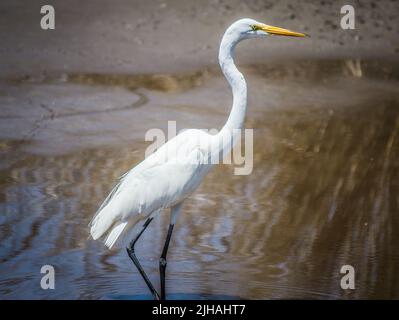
[[89, 205, 115, 241], [89, 174, 127, 240], [104, 221, 128, 249]]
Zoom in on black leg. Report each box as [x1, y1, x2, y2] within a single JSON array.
[[159, 223, 175, 300], [126, 217, 160, 300]]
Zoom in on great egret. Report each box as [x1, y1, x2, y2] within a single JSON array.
[[89, 18, 306, 300]]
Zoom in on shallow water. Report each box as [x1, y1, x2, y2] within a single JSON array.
[[0, 60, 399, 299]]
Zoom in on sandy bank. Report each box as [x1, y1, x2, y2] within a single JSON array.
[[0, 0, 398, 77]]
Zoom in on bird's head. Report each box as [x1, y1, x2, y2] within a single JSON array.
[[227, 18, 308, 41]]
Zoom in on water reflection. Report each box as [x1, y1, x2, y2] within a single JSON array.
[[0, 61, 399, 299]]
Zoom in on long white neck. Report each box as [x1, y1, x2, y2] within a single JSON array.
[[219, 32, 247, 133], [215, 30, 247, 157]]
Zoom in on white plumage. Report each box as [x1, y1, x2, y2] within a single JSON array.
[[90, 129, 215, 248], [89, 18, 306, 252]]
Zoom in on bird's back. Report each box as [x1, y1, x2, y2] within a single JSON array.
[[89, 129, 215, 248]]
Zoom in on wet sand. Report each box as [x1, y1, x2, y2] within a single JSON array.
[[1, 0, 398, 77]]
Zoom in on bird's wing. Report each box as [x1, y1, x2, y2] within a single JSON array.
[[92, 129, 208, 215], [90, 129, 212, 246]]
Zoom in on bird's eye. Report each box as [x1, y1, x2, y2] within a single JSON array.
[[250, 25, 259, 31]]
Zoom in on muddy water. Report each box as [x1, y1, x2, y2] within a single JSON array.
[[0, 60, 399, 299]]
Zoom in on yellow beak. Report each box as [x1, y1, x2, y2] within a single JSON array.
[[257, 24, 308, 37]]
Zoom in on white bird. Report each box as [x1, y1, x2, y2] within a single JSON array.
[[89, 18, 306, 300]]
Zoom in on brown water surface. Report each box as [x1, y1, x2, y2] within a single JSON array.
[[0, 60, 398, 299]]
